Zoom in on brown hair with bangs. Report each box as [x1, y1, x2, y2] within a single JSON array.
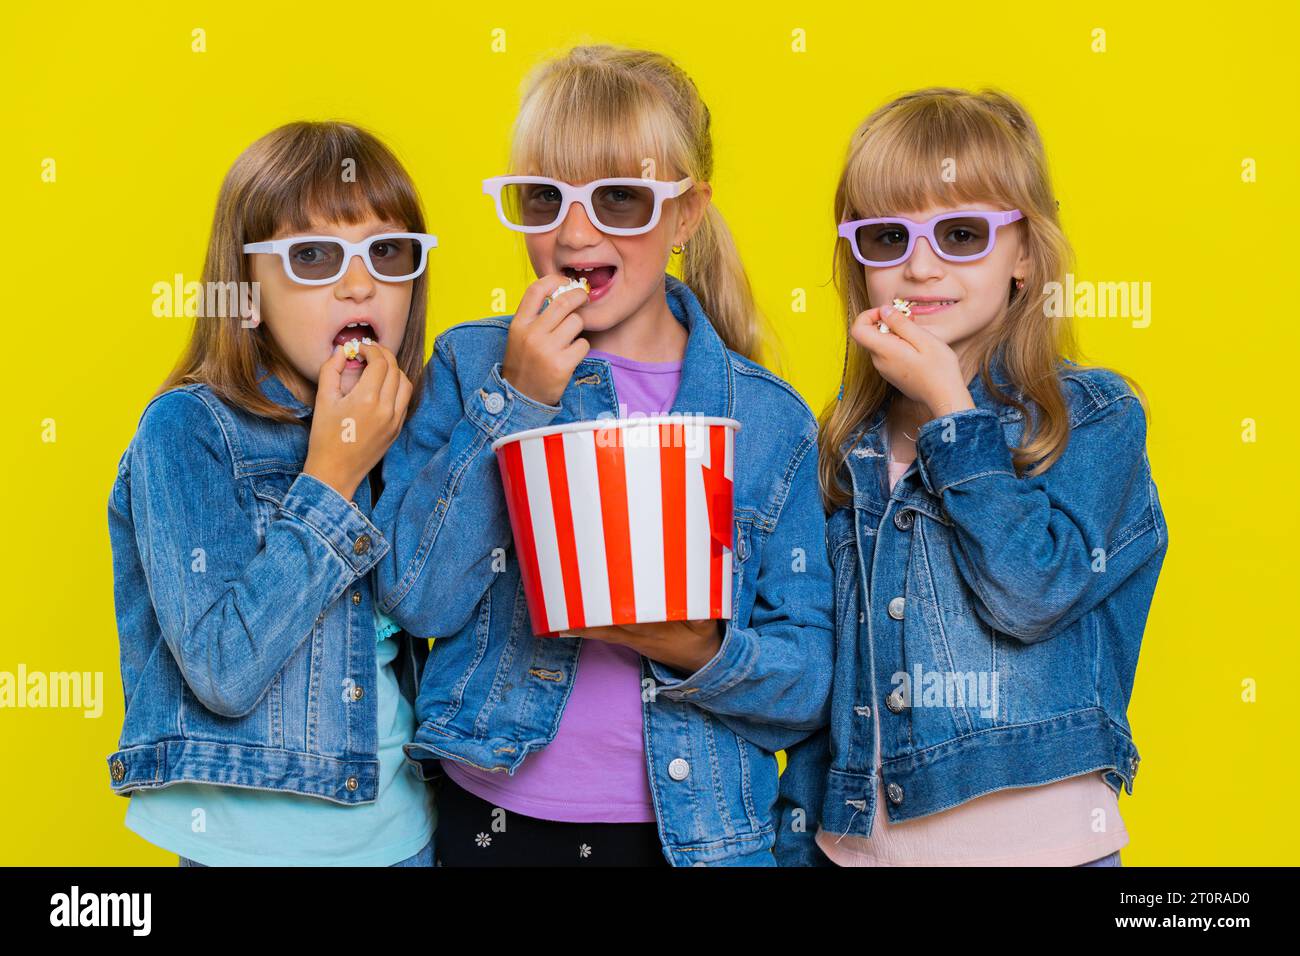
[[819, 87, 1145, 511], [508, 45, 770, 363], [160, 121, 428, 422]]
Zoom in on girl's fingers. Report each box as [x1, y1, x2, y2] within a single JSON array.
[[317, 346, 348, 402], [538, 283, 589, 335], [561, 334, 591, 363], [515, 273, 568, 325], [850, 307, 889, 350], [551, 311, 587, 349], [879, 305, 926, 352], [351, 342, 391, 399]]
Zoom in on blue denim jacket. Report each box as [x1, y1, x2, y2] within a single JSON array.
[[373, 275, 834, 865], [106, 371, 427, 803], [774, 355, 1168, 865]]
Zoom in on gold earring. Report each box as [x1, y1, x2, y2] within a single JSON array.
[[671, 241, 686, 255]]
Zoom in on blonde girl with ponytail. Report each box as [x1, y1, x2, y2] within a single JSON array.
[[373, 45, 834, 866]]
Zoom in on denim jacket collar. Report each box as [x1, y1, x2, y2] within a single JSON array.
[[254, 363, 313, 419], [577, 273, 734, 421], [841, 347, 1019, 517]]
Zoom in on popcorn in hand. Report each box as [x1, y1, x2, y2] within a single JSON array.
[[880, 298, 911, 334]]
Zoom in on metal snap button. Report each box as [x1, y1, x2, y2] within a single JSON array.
[[352, 591, 362, 605], [110, 758, 125, 782], [894, 509, 913, 531], [345, 776, 359, 791], [887, 596, 906, 620], [886, 686, 907, 714], [352, 684, 365, 701], [483, 391, 505, 414], [886, 782, 904, 805], [353, 534, 371, 555], [668, 758, 690, 781]]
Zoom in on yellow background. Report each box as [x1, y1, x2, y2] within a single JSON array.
[[2, 0, 1296, 865]]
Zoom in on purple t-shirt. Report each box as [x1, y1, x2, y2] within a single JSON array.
[[444, 348, 683, 822]]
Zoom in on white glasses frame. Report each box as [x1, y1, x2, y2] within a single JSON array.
[[242, 232, 438, 286], [482, 176, 695, 236]]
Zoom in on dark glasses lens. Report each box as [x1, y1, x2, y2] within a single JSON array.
[[368, 236, 419, 278], [933, 216, 991, 257], [500, 183, 565, 227], [589, 183, 656, 229], [851, 215, 995, 264], [288, 240, 345, 280], [851, 222, 912, 264], [498, 181, 659, 231]]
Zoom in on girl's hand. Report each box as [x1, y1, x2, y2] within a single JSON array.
[[568, 619, 723, 674], [850, 303, 976, 420], [501, 273, 591, 407], [303, 342, 413, 500]]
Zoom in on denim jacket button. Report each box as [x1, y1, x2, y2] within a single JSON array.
[[894, 509, 913, 531], [353, 534, 372, 556], [351, 591, 362, 605], [109, 758, 125, 782], [483, 390, 505, 414], [886, 782, 904, 805], [352, 684, 365, 701], [886, 686, 907, 714], [668, 758, 691, 781], [345, 776, 359, 791], [887, 596, 906, 620]]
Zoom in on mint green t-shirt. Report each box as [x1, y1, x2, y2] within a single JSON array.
[[125, 611, 434, 866]]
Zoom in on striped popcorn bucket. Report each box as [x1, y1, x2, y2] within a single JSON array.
[[491, 415, 741, 637]]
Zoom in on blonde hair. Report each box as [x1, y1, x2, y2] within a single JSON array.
[[819, 87, 1145, 511], [160, 121, 429, 421], [508, 44, 769, 363]]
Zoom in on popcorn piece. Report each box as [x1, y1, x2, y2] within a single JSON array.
[[342, 338, 362, 361], [880, 298, 912, 333], [550, 276, 590, 299]]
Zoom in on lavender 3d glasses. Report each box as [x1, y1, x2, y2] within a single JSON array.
[[838, 210, 1024, 266]]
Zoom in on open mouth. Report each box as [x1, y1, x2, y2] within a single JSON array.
[[562, 264, 618, 302], [333, 321, 378, 365]]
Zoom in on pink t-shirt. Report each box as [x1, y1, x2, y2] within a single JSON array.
[[444, 348, 683, 822], [814, 452, 1129, 865]]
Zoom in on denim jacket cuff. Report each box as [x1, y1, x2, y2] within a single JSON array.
[[646, 620, 757, 702], [466, 363, 564, 442], [915, 408, 1017, 497], [278, 472, 389, 576]]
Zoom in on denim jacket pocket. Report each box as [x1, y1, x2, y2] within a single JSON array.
[[248, 464, 300, 536]]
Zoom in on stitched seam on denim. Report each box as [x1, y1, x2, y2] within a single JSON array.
[[884, 705, 1109, 763], [730, 361, 817, 426], [702, 718, 736, 840], [667, 620, 757, 701], [277, 492, 376, 576], [915, 519, 972, 734], [934, 468, 1017, 494], [187, 385, 248, 475], [386, 423, 490, 613], [735, 735, 761, 831]]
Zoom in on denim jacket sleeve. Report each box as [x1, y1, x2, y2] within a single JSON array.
[[124, 390, 389, 716], [913, 384, 1165, 643], [372, 333, 563, 637], [643, 433, 835, 754]]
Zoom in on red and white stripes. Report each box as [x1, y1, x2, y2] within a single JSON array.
[[494, 417, 738, 636]]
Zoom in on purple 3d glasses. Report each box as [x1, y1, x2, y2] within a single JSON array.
[[838, 210, 1024, 267]]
